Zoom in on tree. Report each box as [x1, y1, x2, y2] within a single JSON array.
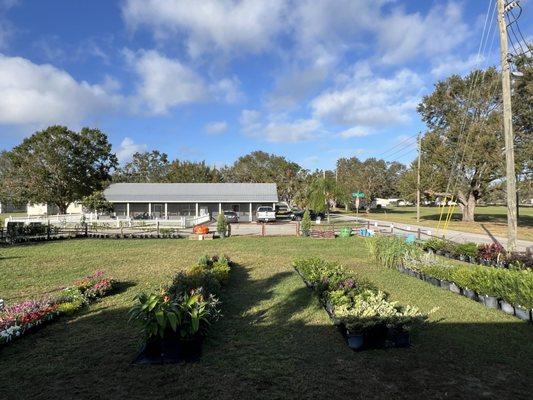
[[0, 126, 117, 214], [307, 174, 344, 220], [216, 213, 228, 238], [416, 67, 530, 221], [167, 160, 222, 183], [114, 151, 170, 183], [300, 209, 312, 236], [81, 190, 113, 213], [222, 151, 307, 206], [336, 157, 401, 211]]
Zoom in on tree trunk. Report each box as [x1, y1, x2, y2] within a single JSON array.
[[457, 193, 476, 222], [57, 203, 69, 214]]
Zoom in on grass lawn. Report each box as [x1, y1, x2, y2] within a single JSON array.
[[1, 237, 532, 399], [346, 205, 533, 241]]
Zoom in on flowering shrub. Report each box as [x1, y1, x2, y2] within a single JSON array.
[[0, 271, 116, 347], [477, 243, 506, 263], [293, 258, 433, 334]]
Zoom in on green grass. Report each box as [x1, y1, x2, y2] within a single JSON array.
[[1, 237, 532, 399], [346, 205, 533, 241]]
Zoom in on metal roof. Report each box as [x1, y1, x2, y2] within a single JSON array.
[[103, 183, 279, 203]]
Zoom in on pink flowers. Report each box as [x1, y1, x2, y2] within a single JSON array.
[[1, 271, 116, 347]]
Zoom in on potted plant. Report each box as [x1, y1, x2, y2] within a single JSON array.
[[456, 242, 477, 263], [216, 213, 228, 239], [300, 209, 312, 237], [129, 289, 220, 363]]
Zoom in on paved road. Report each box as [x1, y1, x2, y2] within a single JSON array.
[[332, 214, 533, 252]]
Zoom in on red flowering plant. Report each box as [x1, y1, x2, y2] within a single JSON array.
[[477, 243, 506, 264], [74, 271, 115, 299]]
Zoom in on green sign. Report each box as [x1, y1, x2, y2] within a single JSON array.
[[352, 192, 365, 198]]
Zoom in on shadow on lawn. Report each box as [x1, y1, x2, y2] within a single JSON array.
[[1, 263, 533, 400]]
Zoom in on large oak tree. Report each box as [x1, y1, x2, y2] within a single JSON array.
[[1, 126, 117, 214]]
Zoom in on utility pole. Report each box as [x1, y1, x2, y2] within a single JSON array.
[[416, 132, 421, 223], [497, 0, 518, 251]]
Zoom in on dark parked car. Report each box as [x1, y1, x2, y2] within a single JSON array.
[[290, 209, 325, 221], [223, 210, 239, 223]]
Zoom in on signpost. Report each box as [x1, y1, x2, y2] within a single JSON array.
[[352, 192, 365, 215]]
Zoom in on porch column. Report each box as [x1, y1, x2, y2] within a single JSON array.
[[148, 202, 152, 217], [126, 203, 130, 218], [164, 203, 168, 220], [219, 202, 222, 214], [273, 202, 276, 208], [195, 203, 199, 218], [249, 203, 253, 222]]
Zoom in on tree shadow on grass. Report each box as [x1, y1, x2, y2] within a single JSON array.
[[0, 263, 532, 400]]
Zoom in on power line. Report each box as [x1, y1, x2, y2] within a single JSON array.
[[373, 133, 418, 158]]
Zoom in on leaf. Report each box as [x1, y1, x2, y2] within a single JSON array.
[[167, 311, 178, 331]]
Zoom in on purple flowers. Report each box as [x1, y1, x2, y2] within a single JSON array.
[[339, 278, 355, 290]]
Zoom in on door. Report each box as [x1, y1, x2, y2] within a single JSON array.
[[152, 204, 164, 218]]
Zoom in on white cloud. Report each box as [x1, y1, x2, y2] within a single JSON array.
[[125, 49, 208, 114], [311, 68, 423, 127], [122, 0, 286, 57], [239, 109, 320, 143], [377, 2, 470, 64], [116, 137, 147, 163], [0, 53, 122, 125], [338, 127, 372, 138], [431, 54, 485, 78], [205, 121, 228, 134], [210, 77, 244, 104]]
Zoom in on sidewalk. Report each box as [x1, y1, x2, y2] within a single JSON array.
[[333, 215, 533, 252]]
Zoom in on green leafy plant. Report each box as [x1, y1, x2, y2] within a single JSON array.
[[300, 209, 312, 237], [128, 292, 181, 340], [456, 242, 478, 258], [216, 213, 228, 237], [367, 236, 421, 269]]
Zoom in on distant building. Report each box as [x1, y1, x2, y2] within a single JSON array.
[[103, 183, 279, 222], [26, 202, 83, 216]]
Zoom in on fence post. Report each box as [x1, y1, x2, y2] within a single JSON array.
[[261, 223, 265, 236], [296, 221, 300, 237], [390, 224, 394, 234], [47, 220, 51, 240], [417, 228, 421, 240], [157, 221, 160, 237], [85, 223, 88, 237], [367, 221, 370, 230]]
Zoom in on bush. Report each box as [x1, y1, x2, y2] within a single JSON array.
[[424, 238, 446, 252], [216, 213, 228, 237], [455, 242, 478, 258], [301, 210, 312, 236]]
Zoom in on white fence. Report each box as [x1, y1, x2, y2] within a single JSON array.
[[4, 213, 211, 229]]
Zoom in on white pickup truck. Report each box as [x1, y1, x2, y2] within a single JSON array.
[[256, 206, 276, 223]]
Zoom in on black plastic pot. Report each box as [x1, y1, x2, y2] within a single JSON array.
[[428, 277, 440, 287], [134, 334, 203, 364], [391, 331, 410, 348], [462, 288, 477, 301], [514, 306, 531, 322], [459, 255, 467, 262], [364, 324, 388, 349], [346, 332, 365, 351], [468, 256, 477, 264], [500, 300, 515, 315], [440, 280, 451, 290], [449, 282, 461, 294], [478, 295, 498, 309]]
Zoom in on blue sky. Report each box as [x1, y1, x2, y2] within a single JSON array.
[[0, 0, 531, 169]]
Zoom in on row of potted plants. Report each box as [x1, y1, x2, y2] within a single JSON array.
[[422, 239, 532, 270], [367, 235, 533, 322], [129, 254, 232, 364], [398, 252, 533, 322], [293, 258, 434, 351], [0, 271, 115, 346]]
